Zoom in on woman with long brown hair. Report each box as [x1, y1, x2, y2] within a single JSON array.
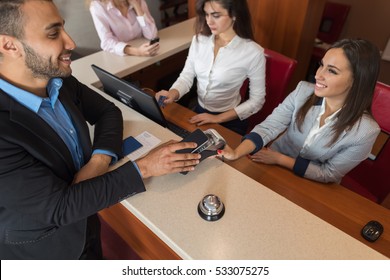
[[219, 38, 381, 183], [156, 0, 266, 135]]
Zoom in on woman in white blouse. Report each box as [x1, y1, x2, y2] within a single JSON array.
[[156, 0, 266, 135], [88, 0, 159, 56], [219, 39, 381, 183]]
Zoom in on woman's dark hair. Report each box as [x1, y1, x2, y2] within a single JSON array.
[[296, 38, 381, 146], [194, 0, 254, 40]]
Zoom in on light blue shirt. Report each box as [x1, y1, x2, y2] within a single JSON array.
[[0, 78, 116, 170]]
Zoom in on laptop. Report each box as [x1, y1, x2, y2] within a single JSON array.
[[91, 64, 189, 137]]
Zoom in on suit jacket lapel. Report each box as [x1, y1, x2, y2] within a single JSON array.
[[1, 91, 76, 181]]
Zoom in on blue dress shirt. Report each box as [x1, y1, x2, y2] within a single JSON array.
[[0, 78, 116, 171]]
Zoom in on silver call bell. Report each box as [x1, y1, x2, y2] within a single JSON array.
[[198, 194, 225, 221]]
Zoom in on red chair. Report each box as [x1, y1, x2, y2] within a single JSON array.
[[240, 48, 297, 132], [317, 1, 351, 45], [341, 82, 390, 204], [308, 1, 351, 81]]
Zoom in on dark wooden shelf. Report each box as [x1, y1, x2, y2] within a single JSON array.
[[161, 13, 188, 25], [159, 0, 187, 10], [160, 0, 188, 27]]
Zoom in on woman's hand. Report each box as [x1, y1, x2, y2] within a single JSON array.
[[249, 147, 282, 165], [189, 113, 220, 126], [249, 147, 295, 170], [217, 145, 239, 161], [136, 42, 159, 56], [189, 109, 237, 126], [155, 89, 180, 105], [217, 139, 257, 162], [128, 0, 143, 15]]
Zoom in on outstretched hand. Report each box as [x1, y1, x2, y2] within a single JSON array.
[[155, 89, 179, 105], [135, 140, 201, 178]]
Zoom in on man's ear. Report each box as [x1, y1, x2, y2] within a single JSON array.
[[0, 35, 22, 57]]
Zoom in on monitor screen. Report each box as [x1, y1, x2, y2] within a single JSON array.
[[91, 64, 168, 128]]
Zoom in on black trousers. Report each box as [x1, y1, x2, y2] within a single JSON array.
[[194, 104, 248, 136], [79, 214, 103, 260]]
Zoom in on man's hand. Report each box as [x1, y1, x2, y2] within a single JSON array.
[[73, 154, 112, 184], [135, 140, 201, 178]]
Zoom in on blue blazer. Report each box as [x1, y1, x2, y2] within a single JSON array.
[[0, 76, 145, 259], [248, 81, 380, 183]]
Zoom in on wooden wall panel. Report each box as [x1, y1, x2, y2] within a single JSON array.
[[188, 0, 196, 17], [99, 204, 181, 260], [247, 0, 326, 91]]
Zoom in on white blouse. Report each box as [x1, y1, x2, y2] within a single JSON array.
[[302, 98, 341, 153], [171, 34, 266, 120], [89, 0, 158, 56]]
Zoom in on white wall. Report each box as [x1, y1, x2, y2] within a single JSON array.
[[54, 0, 163, 58]]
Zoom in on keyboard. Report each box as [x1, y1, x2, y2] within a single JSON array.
[[166, 121, 191, 138]]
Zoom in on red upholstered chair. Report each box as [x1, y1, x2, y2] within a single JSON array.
[[308, 1, 351, 81], [240, 48, 297, 132], [341, 82, 390, 204], [317, 1, 351, 45]]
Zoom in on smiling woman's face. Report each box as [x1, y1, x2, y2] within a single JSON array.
[[314, 47, 353, 103]]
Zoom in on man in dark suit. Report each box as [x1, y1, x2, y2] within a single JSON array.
[[0, 0, 200, 259]]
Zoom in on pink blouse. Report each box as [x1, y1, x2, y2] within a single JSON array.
[[89, 0, 158, 56]]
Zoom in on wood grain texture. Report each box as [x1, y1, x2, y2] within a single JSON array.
[[99, 205, 181, 260]]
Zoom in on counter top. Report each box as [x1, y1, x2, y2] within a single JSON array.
[[71, 17, 195, 87]]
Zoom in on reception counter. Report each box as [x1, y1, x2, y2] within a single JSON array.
[[72, 19, 390, 259]]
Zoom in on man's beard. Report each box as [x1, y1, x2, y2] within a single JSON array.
[[21, 41, 71, 79]]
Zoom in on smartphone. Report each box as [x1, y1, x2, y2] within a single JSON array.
[[150, 37, 160, 45]]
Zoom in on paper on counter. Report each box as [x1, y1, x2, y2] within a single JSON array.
[[126, 131, 161, 161]]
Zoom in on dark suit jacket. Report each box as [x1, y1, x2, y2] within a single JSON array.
[[0, 76, 145, 259]]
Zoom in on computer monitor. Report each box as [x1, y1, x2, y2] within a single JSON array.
[[91, 64, 167, 128]]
